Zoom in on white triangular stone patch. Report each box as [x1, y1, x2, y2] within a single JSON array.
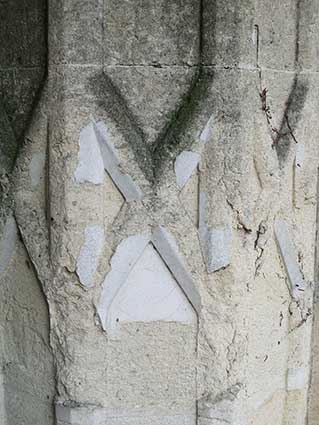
[[108, 244, 196, 329]]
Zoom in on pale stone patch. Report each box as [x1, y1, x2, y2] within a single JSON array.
[[274, 218, 305, 299], [174, 151, 200, 189], [199, 192, 231, 272], [200, 116, 214, 144], [295, 143, 305, 169], [74, 123, 105, 185], [97, 234, 150, 332], [203, 227, 232, 273], [29, 152, 46, 187], [56, 404, 196, 425], [152, 226, 201, 313], [287, 367, 308, 391], [108, 244, 196, 326], [75, 118, 142, 228], [76, 225, 105, 288], [94, 121, 143, 202], [0, 216, 17, 276], [97, 228, 200, 335]]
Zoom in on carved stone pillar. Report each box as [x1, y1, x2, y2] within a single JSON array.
[[1, 1, 318, 425]]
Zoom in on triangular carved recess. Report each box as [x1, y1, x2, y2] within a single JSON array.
[[108, 243, 197, 329], [89, 68, 212, 183], [97, 228, 201, 335]]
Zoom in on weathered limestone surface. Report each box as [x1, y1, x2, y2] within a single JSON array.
[[0, 217, 55, 425], [1, 1, 319, 425]]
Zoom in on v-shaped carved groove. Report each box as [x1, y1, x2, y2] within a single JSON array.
[[88, 0, 208, 184], [89, 72, 154, 182], [89, 67, 212, 184]]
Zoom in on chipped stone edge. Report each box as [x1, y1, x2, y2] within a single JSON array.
[[93, 121, 143, 202], [274, 218, 306, 299]]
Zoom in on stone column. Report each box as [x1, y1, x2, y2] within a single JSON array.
[[23, 0, 204, 424], [6, 1, 319, 425]]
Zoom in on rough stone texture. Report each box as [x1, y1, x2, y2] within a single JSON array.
[[0, 222, 55, 425], [0, 1, 54, 424], [0, 0, 46, 148], [103, 0, 200, 66], [106, 321, 197, 419], [1, 0, 319, 424]]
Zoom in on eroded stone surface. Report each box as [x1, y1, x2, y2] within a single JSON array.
[[103, 0, 200, 65], [3, 1, 319, 424], [0, 229, 55, 425]]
